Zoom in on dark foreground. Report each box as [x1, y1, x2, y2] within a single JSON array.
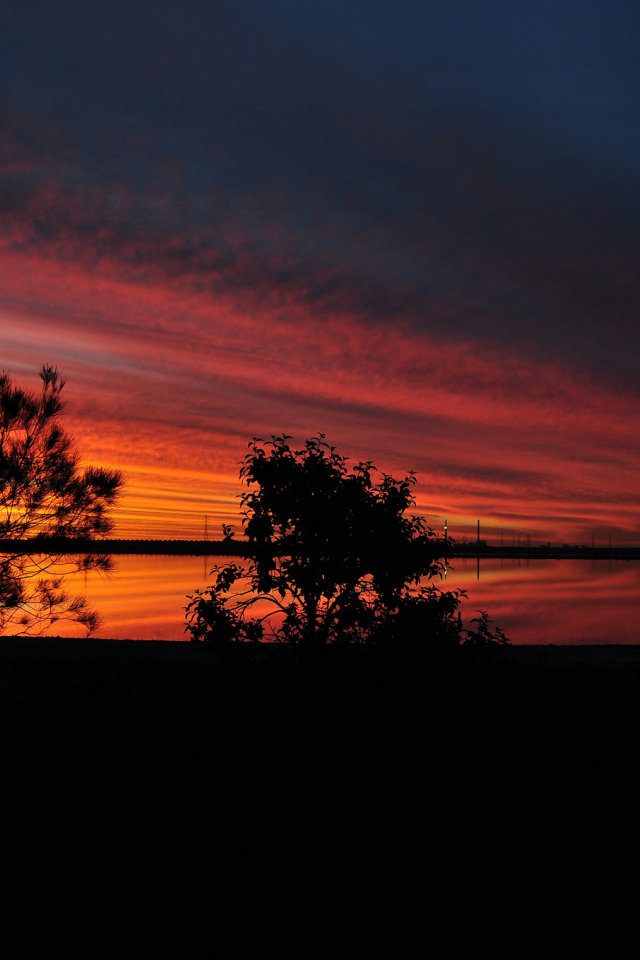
[[3, 638, 640, 778], [4, 637, 640, 710], [3, 637, 637, 949], [5, 636, 640, 859]]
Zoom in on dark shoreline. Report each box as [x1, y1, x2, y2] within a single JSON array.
[[447, 545, 640, 560], [0, 538, 638, 559], [0, 538, 249, 556]]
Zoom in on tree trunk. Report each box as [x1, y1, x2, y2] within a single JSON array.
[[303, 596, 318, 647]]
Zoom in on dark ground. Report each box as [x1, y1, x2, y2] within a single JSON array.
[[2, 638, 635, 948], [3, 638, 640, 790], [5, 636, 640, 857]]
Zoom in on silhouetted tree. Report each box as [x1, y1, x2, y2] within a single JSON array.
[[0, 366, 124, 634], [187, 435, 473, 652], [187, 435, 511, 656]]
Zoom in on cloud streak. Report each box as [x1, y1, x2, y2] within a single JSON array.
[[1, 242, 638, 542]]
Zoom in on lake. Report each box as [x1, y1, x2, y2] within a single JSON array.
[[19, 554, 640, 644]]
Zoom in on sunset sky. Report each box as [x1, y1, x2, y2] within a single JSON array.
[[1, 1, 639, 543]]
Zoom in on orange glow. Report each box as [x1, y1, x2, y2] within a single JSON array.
[[37, 554, 214, 640], [0, 246, 639, 543], [443, 558, 640, 644], [32, 555, 640, 644]]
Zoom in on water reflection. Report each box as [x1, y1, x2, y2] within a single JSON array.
[[24, 554, 640, 644], [0, 549, 114, 636], [443, 558, 640, 644]]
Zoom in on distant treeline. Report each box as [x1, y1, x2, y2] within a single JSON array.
[[0, 538, 637, 559], [449, 543, 640, 560], [0, 539, 249, 556]]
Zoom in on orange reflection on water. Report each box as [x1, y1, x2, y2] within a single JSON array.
[[23, 554, 640, 645], [442, 558, 640, 644], [37, 554, 217, 641]]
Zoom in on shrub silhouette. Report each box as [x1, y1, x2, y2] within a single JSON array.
[[0, 365, 124, 634], [186, 434, 510, 656]]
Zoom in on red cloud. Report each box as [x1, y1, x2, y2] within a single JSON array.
[[0, 242, 638, 544]]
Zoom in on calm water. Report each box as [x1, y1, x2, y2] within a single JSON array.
[[22, 554, 640, 644]]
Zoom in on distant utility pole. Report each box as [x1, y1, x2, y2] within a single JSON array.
[[477, 520, 480, 543], [204, 516, 209, 541]]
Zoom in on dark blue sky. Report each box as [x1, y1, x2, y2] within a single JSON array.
[[2, 1, 639, 376], [3, 0, 639, 171]]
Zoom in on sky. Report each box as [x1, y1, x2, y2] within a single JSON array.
[[0, 0, 639, 543]]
